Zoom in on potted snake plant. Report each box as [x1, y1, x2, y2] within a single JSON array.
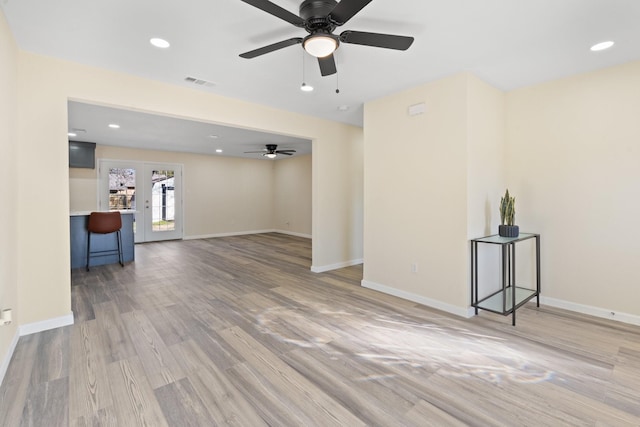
[[499, 189, 519, 237]]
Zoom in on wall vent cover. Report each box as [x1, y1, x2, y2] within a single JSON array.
[[184, 76, 216, 87]]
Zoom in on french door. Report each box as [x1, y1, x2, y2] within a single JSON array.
[[99, 160, 183, 243]]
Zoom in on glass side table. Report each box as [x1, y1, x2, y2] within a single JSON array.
[[470, 233, 540, 326]]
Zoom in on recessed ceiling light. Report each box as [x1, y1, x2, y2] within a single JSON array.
[[208, 134, 219, 139], [68, 132, 77, 137], [590, 41, 614, 51], [150, 38, 170, 49], [300, 83, 314, 92], [216, 149, 223, 153], [108, 123, 120, 129], [337, 105, 350, 112]]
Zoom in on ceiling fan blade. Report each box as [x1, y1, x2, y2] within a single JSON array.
[[277, 152, 294, 156], [239, 0, 305, 27], [240, 37, 303, 58], [340, 30, 414, 50], [244, 150, 267, 153], [329, 0, 373, 25], [318, 54, 337, 76], [275, 150, 296, 154]]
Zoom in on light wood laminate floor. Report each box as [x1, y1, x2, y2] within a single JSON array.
[[1, 233, 640, 426]]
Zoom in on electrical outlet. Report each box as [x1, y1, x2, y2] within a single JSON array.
[[0, 308, 12, 325], [411, 263, 418, 273]]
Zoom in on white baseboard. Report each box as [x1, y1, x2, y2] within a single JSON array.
[[540, 296, 640, 326], [361, 280, 471, 318], [184, 229, 312, 240], [352, 282, 640, 327], [183, 229, 276, 240], [272, 229, 312, 239], [311, 258, 363, 273], [19, 312, 74, 336], [0, 328, 20, 388]]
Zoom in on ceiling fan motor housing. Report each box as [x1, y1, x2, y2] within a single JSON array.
[[300, 0, 338, 29]]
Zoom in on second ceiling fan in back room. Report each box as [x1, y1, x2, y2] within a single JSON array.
[[245, 144, 297, 158], [238, 0, 415, 77]]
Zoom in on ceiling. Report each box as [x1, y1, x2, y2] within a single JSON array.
[[3, 0, 640, 137], [68, 101, 311, 159]]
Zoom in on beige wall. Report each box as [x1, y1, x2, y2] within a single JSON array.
[[312, 125, 364, 271], [17, 51, 74, 327], [466, 75, 507, 298], [0, 9, 19, 378], [467, 74, 506, 238], [363, 73, 470, 313], [274, 154, 312, 237], [70, 147, 312, 238], [506, 60, 640, 319], [13, 51, 362, 331]]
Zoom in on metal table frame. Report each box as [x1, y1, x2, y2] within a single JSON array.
[[470, 233, 540, 326]]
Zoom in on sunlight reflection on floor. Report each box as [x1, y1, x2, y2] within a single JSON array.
[[256, 300, 555, 385]]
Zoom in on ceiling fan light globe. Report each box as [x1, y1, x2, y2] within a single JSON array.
[[264, 153, 277, 159], [303, 35, 338, 58]]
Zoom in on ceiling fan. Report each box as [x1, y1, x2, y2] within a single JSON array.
[[238, 0, 414, 77], [245, 144, 297, 158]]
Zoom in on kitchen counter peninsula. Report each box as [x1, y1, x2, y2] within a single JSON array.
[[70, 211, 135, 269]]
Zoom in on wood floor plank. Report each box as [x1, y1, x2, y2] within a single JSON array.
[[0, 335, 41, 427], [106, 357, 169, 427], [154, 377, 214, 426], [68, 320, 113, 420], [281, 348, 415, 426], [185, 326, 245, 371], [19, 376, 69, 427], [145, 304, 193, 347], [244, 291, 342, 346], [491, 372, 640, 426], [403, 399, 468, 426], [70, 406, 119, 427], [219, 325, 366, 427], [226, 362, 322, 426], [418, 372, 564, 426], [186, 373, 268, 426], [183, 356, 268, 426], [70, 283, 96, 322], [605, 346, 640, 417], [189, 299, 234, 332], [31, 326, 71, 385], [104, 288, 138, 315], [93, 301, 137, 364], [121, 310, 186, 390]]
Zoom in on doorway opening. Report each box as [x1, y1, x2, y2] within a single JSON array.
[[99, 160, 183, 243]]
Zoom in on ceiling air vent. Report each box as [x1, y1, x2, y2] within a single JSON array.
[[184, 76, 216, 87]]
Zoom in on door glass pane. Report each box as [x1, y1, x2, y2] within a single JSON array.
[[108, 168, 136, 210], [109, 168, 137, 234], [151, 169, 175, 232]]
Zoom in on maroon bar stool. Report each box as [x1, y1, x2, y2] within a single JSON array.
[[86, 211, 124, 271]]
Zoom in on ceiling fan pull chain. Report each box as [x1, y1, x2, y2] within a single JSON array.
[[300, 49, 314, 92], [336, 65, 340, 94]]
